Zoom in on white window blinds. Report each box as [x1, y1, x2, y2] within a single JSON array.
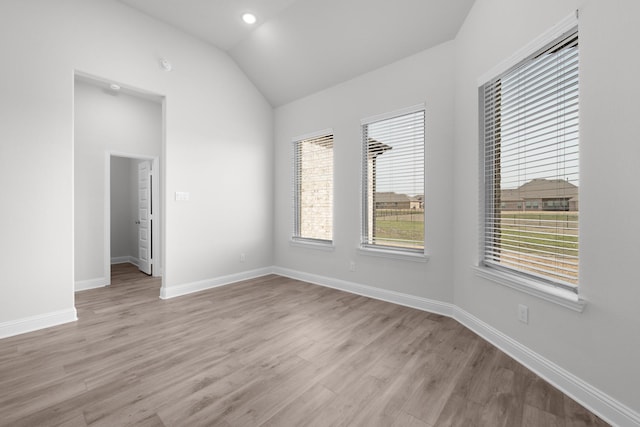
[[293, 132, 334, 243], [481, 29, 579, 291], [362, 106, 425, 251]]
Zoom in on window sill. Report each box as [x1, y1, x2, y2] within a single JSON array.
[[357, 247, 429, 263], [473, 266, 585, 312], [289, 239, 335, 252]]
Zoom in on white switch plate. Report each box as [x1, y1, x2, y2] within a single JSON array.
[[175, 191, 189, 201]]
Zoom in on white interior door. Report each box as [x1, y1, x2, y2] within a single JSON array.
[[138, 160, 152, 275]]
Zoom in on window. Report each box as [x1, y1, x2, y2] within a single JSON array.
[[293, 131, 334, 243], [361, 105, 425, 252], [481, 29, 579, 292]]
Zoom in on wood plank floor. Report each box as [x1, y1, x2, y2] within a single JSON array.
[[0, 263, 608, 426]]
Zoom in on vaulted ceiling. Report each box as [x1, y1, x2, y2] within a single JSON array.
[[118, 0, 475, 106]]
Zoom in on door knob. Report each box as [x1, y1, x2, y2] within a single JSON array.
[[135, 220, 141, 224]]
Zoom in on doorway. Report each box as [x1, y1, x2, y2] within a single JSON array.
[[73, 72, 164, 294], [108, 154, 160, 277]]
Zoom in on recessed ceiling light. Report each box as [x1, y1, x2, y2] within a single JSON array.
[[242, 13, 257, 25], [110, 83, 121, 91]]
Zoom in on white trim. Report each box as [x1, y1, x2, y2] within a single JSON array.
[[361, 103, 426, 125], [111, 256, 130, 264], [453, 307, 639, 427], [111, 256, 140, 266], [289, 239, 335, 252], [159, 267, 273, 299], [477, 11, 578, 86], [0, 308, 77, 339], [74, 71, 164, 102], [474, 266, 585, 312], [71, 69, 76, 316], [271, 266, 452, 317], [104, 152, 111, 287], [357, 247, 429, 263], [291, 128, 334, 143], [75, 277, 109, 292]]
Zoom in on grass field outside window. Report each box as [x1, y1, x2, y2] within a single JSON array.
[[493, 211, 578, 285]]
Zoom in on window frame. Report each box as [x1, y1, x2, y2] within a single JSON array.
[[291, 129, 335, 248], [476, 13, 584, 309], [360, 104, 427, 259]]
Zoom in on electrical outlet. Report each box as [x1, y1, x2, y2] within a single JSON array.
[[240, 253, 246, 263], [518, 304, 529, 324], [349, 261, 356, 272]]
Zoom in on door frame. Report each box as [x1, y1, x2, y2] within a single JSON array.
[[73, 70, 166, 299], [105, 152, 162, 283]]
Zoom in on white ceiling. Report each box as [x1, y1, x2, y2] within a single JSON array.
[[118, 0, 475, 106]]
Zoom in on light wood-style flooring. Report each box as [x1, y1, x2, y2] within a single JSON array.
[[0, 263, 608, 426]]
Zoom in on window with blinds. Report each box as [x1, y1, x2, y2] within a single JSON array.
[[480, 29, 579, 291], [362, 106, 425, 252], [293, 132, 334, 243]]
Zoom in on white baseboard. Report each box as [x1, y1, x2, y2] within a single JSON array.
[[453, 307, 639, 427], [159, 267, 273, 300], [0, 308, 77, 339], [75, 277, 109, 292], [272, 266, 454, 317], [111, 256, 139, 266], [269, 266, 639, 427]]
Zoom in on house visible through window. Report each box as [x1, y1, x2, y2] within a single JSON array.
[[481, 29, 579, 291], [362, 106, 425, 252], [293, 132, 334, 243]]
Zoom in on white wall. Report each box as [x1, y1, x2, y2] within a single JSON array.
[[453, 0, 640, 416], [110, 156, 135, 261], [274, 41, 455, 303], [0, 0, 273, 327], [75, 79, 161, 284]]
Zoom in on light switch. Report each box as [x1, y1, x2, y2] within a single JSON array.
[[175, 191, 190, 201]]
